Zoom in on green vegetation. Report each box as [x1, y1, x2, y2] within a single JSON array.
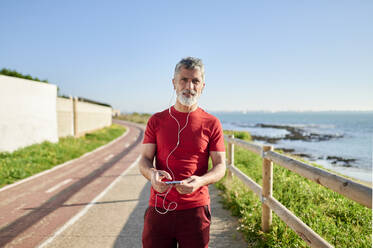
[[0, 124, 126, 188], [0, 68, 49, 83], [216, 133, 372, 248], [115, 112, 151, 124], [224, 130, 252, 141]]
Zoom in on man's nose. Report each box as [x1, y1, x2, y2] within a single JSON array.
[[186, 81, 193, 89]]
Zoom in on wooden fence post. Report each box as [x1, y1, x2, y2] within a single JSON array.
[[262, 145, 273, 232], [227, 135, 234, 179], [73, 97, 78, 137]]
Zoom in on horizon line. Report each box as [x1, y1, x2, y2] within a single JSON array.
[[119, 109, 373, 114], [208, 109, 373, 113]]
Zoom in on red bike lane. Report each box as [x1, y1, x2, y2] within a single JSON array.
[[0, 121, 144, 248]]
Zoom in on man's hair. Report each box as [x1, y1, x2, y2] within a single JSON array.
[[174, 57, 205, 81]]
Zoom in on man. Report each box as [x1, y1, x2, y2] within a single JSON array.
[[139, 57, 226, 248]]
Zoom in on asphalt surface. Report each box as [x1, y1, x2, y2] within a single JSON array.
[[0, 120, 247, 248]]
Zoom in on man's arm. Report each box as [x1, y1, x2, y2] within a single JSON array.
[[175, 151, 226, 194], [200, 151, 226, 185], [138, 143, 157, 181], [138, 143, 172, 193]]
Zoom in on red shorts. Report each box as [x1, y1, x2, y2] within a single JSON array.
[[142, 205, 211, 248]]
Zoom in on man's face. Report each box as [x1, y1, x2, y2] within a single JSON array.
[[172, 67, 205, 107]]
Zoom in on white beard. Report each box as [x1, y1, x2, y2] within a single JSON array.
[[176, 89, 199, 107]]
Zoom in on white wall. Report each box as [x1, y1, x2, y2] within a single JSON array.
[[0, 75, 58, 152], [56, 97, 74, 137], [76, 101, 112, 135]]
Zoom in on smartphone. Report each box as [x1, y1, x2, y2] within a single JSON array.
[[165, 181, 182, 185]]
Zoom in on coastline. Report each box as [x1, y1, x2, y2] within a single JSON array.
[[273, 145, 372, 186], [222, 121, 372, 183], [255, 136, 372, 183]]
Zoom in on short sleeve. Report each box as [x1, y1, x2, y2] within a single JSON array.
[[143, 115, 157, 144], [209, 118, 225, 152]]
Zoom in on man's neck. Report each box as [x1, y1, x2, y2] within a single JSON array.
[[174, 101, 198, 113]]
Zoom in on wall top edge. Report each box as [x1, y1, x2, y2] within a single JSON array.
[[0, 75, 57, 89]]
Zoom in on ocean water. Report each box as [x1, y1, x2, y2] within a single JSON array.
[[212, 111, 373, 183]]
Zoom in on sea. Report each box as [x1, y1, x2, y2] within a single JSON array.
[[212, 111, 373, 183]]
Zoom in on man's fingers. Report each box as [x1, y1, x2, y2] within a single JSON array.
[[154, 185, 170, 194], [158, 170, 172, 180], [175, 185, 184, 194], [183, 177, 195, 184]]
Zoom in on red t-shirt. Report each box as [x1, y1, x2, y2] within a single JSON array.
[[143, 106, 225, 210]]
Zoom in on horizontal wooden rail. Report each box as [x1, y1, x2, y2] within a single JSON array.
[[265, 150, 372, 208], [227, 164, 261, 197], [227, 165, 333, 248], [224, 135, 262, 154], [264, 196, 333, 248]]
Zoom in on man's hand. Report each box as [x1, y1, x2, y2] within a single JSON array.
[[175, 175, 203, 194], [151, 170, 172, 193]]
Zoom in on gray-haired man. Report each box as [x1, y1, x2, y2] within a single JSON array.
[[139, 57, 226, 248]]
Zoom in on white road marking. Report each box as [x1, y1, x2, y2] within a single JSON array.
[[37, 156, 141, 248], [104, 154, 114, 161], [46, 179, 73, 194], [133, 136, 137, 141], [125, 143, 130, 148]]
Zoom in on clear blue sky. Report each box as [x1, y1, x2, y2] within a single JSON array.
[[1, 1, 372, 113]]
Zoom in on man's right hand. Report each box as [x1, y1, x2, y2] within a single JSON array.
[[150, 169, 172, 193]]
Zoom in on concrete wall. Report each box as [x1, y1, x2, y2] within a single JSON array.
[[75, 100, 112, 136], [0, 75, 113, 152], [0, 75, 58, 152], [56, 97, 112, 138], [56, 97, 74, 137]]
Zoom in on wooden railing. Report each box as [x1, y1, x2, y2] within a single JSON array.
[[224, 134, 372, 248]]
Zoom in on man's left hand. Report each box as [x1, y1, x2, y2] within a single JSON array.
[[175, 176, 203, 194]]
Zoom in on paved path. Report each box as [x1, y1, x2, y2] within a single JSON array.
[[0, 120, 247, 247], [41, 161, 247, 248]]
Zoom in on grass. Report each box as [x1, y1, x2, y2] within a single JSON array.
[[114, 112, 151, 124], [0, 124, 126, 189], [216, 130, 372, 248]]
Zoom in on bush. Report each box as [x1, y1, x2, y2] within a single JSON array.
[[0, 68, 49, 83], [224, 130, 252, 141]]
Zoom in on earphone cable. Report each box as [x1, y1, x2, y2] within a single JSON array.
[[154, 106, 191, 214]]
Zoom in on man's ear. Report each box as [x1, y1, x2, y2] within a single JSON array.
[[201, 82, 205, 94], [172, 78, 176, 90]]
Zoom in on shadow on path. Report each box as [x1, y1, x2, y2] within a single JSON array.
[[113, 181, 150, 248]]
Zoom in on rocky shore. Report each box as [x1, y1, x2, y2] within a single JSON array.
[[274, 148, 357, 168], [248, 124, 356, 168], [252, 123, 343, 143]]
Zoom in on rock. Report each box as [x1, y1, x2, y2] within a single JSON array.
[[277, 148, 295, 153], [326, 156, 356, 167], [251, 135, 280, 144], [254, 123, 343, 142], [293, 153, 312, 159]]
